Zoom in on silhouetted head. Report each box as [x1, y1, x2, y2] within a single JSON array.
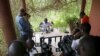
[[80, 11, 86, 18], [8, 41, 27, 56], [80, 36, 100, 56], [26, 39, 34, 50], [81, 23, 91, 34], [44, 18, 48, 23], [19, 8, 26, 16], [72, 22, 82, 38], [76, 22, 80, 27]]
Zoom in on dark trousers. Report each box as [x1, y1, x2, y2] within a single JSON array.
[[20, 35, 28, 43]]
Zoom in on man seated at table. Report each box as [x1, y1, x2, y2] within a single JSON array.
[[39, 18, 51, 33]]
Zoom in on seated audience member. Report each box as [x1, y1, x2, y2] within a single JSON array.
[[79, 23, 100, 56], [72, 22, 81, 35], [80, 23, 91, 36], [71, 22, 82, 50], [8, 41, 29, 56], [79, 35, 100, 56], [26, 39, 37, 56], [71, 23, 91, 55]]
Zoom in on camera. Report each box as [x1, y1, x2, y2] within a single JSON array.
[[40, 37, 53, 56], [58, 35, 75, 56]]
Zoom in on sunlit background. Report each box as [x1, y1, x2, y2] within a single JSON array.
[[0, 0, 92, 55]]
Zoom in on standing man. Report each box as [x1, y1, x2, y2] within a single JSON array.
[[16, 9, 33, 42], [80, 11, 89, 24]]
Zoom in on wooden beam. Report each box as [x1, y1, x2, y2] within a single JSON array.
[[21, 0, 26, 10], [0, 0, 17, 45], [90, 0, 100, 36], [81, 0, 86, 12]]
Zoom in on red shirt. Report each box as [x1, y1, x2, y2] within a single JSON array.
[[81, 16, 89, 24]]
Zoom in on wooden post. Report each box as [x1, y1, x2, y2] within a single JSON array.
[[90, 0, 100, 36], [81, 0, 86, 12], [0, 0, 17, 45]]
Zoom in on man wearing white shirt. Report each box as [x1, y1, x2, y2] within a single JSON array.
[[26, 39, 38, 56], [71, 39, 80, 51], [39, 18, 51, 32]]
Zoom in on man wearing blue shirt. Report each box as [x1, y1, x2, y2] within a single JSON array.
[[16, 9, 33, 42]]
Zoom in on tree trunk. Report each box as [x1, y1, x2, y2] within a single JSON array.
[[21, 0, 26, 10], [81, 0, 86, 12], [0, 0, 17, 45]]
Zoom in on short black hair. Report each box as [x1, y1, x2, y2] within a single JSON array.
[[20, 8, 26, 13], [81, 23, 91, 34], [80, 36, 100, 56], [80, 35, 96, 56], [8, 41, 27, 56], [44, 18, 47, 21], [26, 39, 34, 50], [44, 18, 48, 23], [80, 11, 86, 18]]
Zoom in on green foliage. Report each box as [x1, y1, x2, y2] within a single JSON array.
[[0, 0, 92, 55], [37, 0, 78, 31], [9, 0, 91, 32]]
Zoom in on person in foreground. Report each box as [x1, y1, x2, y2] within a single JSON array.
[[8, 41, 29, 56]]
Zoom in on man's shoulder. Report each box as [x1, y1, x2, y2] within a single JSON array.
[[80, 35, 95, 43], [16, 15, 23, 19], [16, 15, 24, 21], [80, 34, 89, 39]]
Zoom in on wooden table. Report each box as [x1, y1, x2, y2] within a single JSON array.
[[32, 31, 68, 56]]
